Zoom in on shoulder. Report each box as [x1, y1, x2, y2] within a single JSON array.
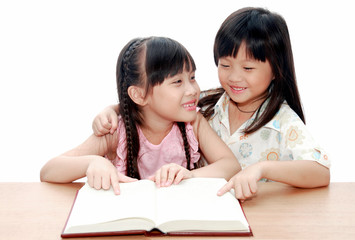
[[190, 112, 210, 141], [277, 103, 305, 127], [191, 111, 204, 127], [267, 102, 314, 146], [263, 102, 304, 131], [190, 112, 202, 134]]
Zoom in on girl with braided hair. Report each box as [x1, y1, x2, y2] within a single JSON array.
[[40, 36, 240, 194]]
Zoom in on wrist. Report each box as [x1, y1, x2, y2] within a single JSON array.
[[190, 169, 195, 178], [87, 155, 106, 166], [255, 161, 268, 180]]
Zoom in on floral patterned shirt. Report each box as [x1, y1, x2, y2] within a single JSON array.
[[205, 92, 330, 173]]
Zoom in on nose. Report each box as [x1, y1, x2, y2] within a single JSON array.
[[185, 80, 199, 96], [228, 68, 243, 83]]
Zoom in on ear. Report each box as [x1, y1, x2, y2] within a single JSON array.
[[127, 86, 147, 106]]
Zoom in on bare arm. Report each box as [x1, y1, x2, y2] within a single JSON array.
[[40, 154, 101, 183], [40, 132, 136, 194], [218, 160, 330, 201], [261, 160, 330, 188], [191, 112, 241, 180], [40, 133, 114, 183]]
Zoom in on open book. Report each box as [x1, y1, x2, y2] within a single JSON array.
[[61, 178, 252, 237]]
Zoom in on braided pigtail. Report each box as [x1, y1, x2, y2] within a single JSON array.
[[121, 81, 139, 179], [177, 122, 193, 170], [117, 38, 147, 179]]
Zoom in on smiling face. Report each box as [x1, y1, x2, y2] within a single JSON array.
[[218, 42, 274, 110], [143, 68, 200, 124]]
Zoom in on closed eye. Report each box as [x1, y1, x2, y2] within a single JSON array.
[[173, 79, 182, 84]]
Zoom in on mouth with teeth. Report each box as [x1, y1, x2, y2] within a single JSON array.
[[231, 86, 247, 93], [183, 100, 197, 111]]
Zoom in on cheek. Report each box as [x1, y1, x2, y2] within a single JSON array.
[[263, 73, 274, 87], [194, 82, 201, 95], [254, 76, 273, 93], [218, 69, 227, 84]]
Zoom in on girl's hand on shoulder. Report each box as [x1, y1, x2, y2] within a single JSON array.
[[86, 156, 137, 195], [217, 163, 264, 202], [148, 163, 193, 188], [92, 105, 119, 136]]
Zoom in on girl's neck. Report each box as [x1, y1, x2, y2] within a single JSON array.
[[228, 102, 253, 135], [140, 121, 174, 145], [228, 96, 266, 135]]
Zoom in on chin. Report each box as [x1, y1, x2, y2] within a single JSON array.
[[179, 114, 197, 123]]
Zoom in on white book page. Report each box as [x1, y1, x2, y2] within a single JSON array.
[[65, 180, 156, 230], [155, 178, 249, 231]]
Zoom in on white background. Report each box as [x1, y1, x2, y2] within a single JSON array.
[[1, 0, 354, 182]]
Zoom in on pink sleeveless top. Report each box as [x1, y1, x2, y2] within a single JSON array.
[[111, 117, 201, 179]]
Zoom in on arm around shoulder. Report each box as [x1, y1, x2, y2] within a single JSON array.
[[40, 132, 117, 183]]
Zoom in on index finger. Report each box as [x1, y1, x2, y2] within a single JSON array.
[[111, 174, 120, 195], [217, 180, 234, 196]]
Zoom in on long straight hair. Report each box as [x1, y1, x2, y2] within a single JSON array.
[[116, 37, 197, 179], [199, 7, 305, 134]]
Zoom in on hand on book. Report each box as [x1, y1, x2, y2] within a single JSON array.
[[148, 163, 193, 188], [62, 178, 252, 237], [217, 163, 263, 202], [86, 156, 137, 195]]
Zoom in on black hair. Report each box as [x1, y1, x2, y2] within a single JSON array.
[[199, 7, 305, 134], [116, 37, 197, 179]]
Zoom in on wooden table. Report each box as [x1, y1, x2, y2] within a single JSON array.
[[1, 182, 354, 239]]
